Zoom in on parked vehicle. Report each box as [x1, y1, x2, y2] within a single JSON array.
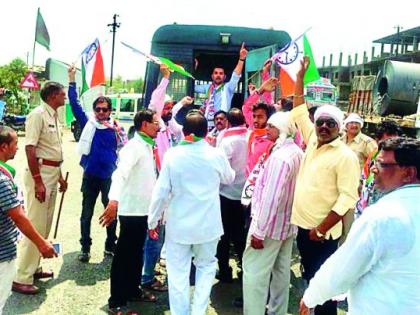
[[0, 101, 26, 133]]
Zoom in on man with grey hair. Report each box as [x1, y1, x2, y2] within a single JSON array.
[[300, 137, 420, 314], [243, 111, 303, 315], [290, 57, 360, 315]]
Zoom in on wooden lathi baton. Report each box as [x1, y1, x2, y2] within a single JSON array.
[[53, 171, 69, 239]]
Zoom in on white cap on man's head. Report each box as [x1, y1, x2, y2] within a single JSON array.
[[314, 105, 344, 129], [267, 111, 296, 136], [344, 113, 364, 128]]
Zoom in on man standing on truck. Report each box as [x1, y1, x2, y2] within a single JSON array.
[[195, 43, 248, 130], [68, 66, 127, 263]]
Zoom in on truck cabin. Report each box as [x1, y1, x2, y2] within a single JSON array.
[[142, 24, 291, 114]]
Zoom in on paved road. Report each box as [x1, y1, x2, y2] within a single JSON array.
[[3, 129, 338, 315]]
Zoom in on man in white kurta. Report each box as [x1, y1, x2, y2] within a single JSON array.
[[148, 111, 235, 315], [300, 137, 420, 315]]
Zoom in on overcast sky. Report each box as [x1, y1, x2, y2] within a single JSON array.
[[2, 0, 419, 80]]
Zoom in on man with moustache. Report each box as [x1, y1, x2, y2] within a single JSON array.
[[13, 81, 68, 295], [99, 109, 161, 314], [195, 44, 248, 130], [207, 110, 228, 146], [290, 57, 360, 315], [300, 137, 420, 315], [148, 64, 194, 162]]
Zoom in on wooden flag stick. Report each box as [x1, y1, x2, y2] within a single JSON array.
[[53, 171, 69, 239]]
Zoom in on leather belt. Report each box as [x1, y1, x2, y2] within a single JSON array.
[[38, 158, 63, 167]]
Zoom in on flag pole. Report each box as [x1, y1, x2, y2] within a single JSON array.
[[32, 8, 39, 68]]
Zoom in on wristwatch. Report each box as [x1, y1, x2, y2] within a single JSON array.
[[315, 228, 325, 238]]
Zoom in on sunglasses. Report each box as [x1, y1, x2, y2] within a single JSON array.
[[315, 119, 337, 128], [94, 107, 110, 113]]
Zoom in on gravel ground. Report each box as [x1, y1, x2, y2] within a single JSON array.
[[3, 129, 345, 315]]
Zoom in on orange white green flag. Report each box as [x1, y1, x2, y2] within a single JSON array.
[[271, 33, 320, 96], [81, 38, 105, 94]]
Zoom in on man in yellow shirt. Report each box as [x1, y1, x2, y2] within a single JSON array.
[[342, 113, 378, 170], [290, 57, 360, 315]]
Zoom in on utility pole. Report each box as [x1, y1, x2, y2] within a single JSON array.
[[108, 14, 120, 87], [394, 25, 403, 56]]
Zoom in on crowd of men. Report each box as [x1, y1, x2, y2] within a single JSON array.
[[0, 47, 419, 315]]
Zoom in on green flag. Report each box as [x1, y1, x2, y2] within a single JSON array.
[[35, 8, 50, 51], [158, 57, 195, 79]]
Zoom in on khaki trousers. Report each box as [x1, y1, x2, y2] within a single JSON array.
[[243, 235, 294, 315], [15, 165, 60, 285]]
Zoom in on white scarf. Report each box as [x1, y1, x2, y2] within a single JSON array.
[[78, 114, 116, 156]]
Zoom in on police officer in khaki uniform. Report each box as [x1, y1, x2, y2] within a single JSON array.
[[13, 82, 68, 295], [342, 113, 378, 171], [340, 113, 378, 245]]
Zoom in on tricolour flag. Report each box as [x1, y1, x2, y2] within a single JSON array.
[[81, 39, 105, 94], [121, 41, 195, 79], [35, 8, 50, 51], [272, 34, 320, 96]]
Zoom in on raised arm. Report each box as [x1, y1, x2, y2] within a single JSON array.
[[233, 42, 248, 76], [68, 66, 88, 128], [290, 56, 314, 145], [148, 65, 170, 119], [261, 60, 273, 104], [168, 96, 193, 135]]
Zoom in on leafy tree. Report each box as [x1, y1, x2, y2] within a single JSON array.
[[106, 76, 144, 94], [0, 58, 29, 114]]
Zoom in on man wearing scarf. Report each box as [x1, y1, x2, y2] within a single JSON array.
[[68, 66, 128, 263], [99, 109, 161, 315], [195, 43, 248, 130], [142, 65, 193, 292], [148, 110, 235, 315], [148, 64, 194, 162], [290, 57, 359, 315], [243, 112, 303, 315]]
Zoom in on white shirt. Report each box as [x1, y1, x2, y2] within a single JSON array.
[[148, 140, 235, 244], [303, 184, 420, 315], [108, 133, 157, 216], [218, 126, 248, 200]]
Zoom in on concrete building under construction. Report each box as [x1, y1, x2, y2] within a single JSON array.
[[318, 26, 420, 107]]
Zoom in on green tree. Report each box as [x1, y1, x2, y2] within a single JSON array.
[[0, 58, 29, 114], [106, 76, 144, 94]]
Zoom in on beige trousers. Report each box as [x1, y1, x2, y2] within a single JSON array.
[[15, 165, 60, 285], [243, 235, 294, 315]]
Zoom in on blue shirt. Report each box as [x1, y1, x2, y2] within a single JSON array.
[[68, 83, 118, 179], [0, 173, 20, 263], [194, 72, 241, 113]]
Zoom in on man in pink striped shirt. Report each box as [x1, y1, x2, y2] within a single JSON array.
[[243, 111, 303, 315]]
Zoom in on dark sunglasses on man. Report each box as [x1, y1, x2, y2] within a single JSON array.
[[315, 118, 337, 129], [94, 107, 110, 113]]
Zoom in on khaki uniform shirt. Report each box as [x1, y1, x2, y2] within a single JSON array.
[[342, 132, 378, 171], [290, 105, 360, 240], [25, 103, 63, 161]]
